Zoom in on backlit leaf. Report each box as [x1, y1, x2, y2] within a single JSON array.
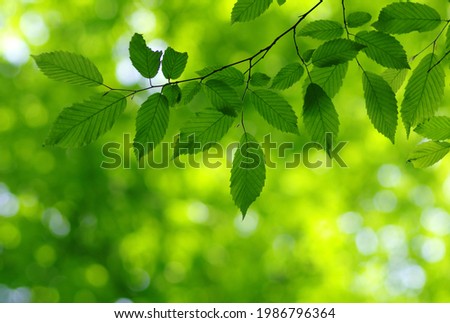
[[250, 72, 271, 87], [231, 0, 273, 24], [312, 39, 365, 68], [162, 84, 181, 107], [304, 63, 348, 98], [271, 63, 304, 90], [181, 82, 201, 105], [161, 47, 188, 80], [347, 11, 372, 28], [196, 66, 245, 87], [298, 20, 343, 40], [408, 141, 450, 168], [382, 68, 408, 93], [202, 79, 242, 116], [129, 33, 162, 78], [415, 116, 450, 141]]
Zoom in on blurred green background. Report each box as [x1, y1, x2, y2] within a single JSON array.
[[1, 0, 450, 302]]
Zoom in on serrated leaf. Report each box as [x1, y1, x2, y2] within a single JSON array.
[[181, 82, 201, 105], [202, 79, 242, 116], [129, 33, 162, 79], [230, 133, 266, 217], [250, 72, 271, 86], [304, 63, 348, 98], [271, 63, 304, 90], [32, 51, 103, 87], [174, 109, 235, 157], [303, 83, 339, 147], [277, 0, 286, 5], [347, 11, 372, 28], [162, 84, 181, 107], [373, 2, 441, 34], [161, 47, 188, 80], [362, 71, 398, 143], [196, 66, 245, 87], [401, 54, 445, 136], [446, 25, 450, 54], [408, 141, 450, 168], [312, 39, 365, 68], [134, 93, 169, 159], [303, 49, 315, 63], [249, 89, 298, 134], [355, 31, 409, 69], [231, 0, 273, 24], [415, 116, 450, 141], [382, 68, 408, 93], [298, 20, 343, 40], [45, 92, 126, 147]]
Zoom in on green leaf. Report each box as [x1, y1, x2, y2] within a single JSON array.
[[446, 25, 450, 54], [277, 0, 286, 5], [362, 71, 398, 143], [373, 2, 441, 34], [298, 20, 343, 40], [230, 133, 266, 217], [161, 47, 188, 80], [202, 79, 242, 116], [303, 49, 315, 63], [196, 66, 245, 87], [162, 84, 181, 107], [355, 31, 409, 69], [347, 11, 372, 28], [303, 83, 339, 147], [311, 39, 365, 68], [415, 116, 450, 141], [174, 109, 235, 157], [44, 92, 126, 147], [305, 63, 348, 98], [32, 51, 103, 87], [408, 141, 450, 168], [129, 33, 162, 78], [134, 93, 170, 159], [271, 63, 304, 90], [249, 89, 299, 134], [231, 0, 273, 24], [382, 68, 408, 93], [401, 54, 445, 136], [181, 82, 201, 105], [250, 72, 271, 86]]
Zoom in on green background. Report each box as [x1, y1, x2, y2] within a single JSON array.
[[1, 0, 449, 302]]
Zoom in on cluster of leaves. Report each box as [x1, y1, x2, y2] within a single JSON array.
[[33, 0, 450, 217]]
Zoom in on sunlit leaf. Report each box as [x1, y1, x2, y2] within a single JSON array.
[[134, 93, 170, 159], [32, 51, 103, 87], [271, 63, 304, 90], [129, 33, 162, 78], [249, 89, 299, 134], [181, 82, 201, 105], [202, 79, 242, 116], [347, 11, 372, 28], [277, 0, 286, 5], [408, 141, 450, 168], [401, 54, 445, 136], [312, 39, 365, 68], [230, 133, 266, 217], [304, 63, 348, 98], [373, 2, 441, 34], [298, 20, 343, 40], [162, 84, 181, 107], [197, 66, 245, 87], [415, 116, 450, 141], [362, 71, 398, 143], [45, 92, 126, 147], [161, 47, 188, 80], [231, 0, 273, 23], [382, 68, 408, 93]]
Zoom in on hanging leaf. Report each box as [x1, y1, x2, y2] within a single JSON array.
[[134, 93, 170, 159], [173, 109, 235, 157], [303, 49, 315, 63], [161, 47, 188, 80], [271, 63, 304, 90], [362, 71, 398, 143], [373, 2, 441, 34], [162, 84, 182, 107], [415, 116, 450, 141], [250, 72, 271, 86], [347, 11, 372, 28], [277, 0, 286, 5], [181, 82, 201, 105], [304, 63, 348, 98], [44, 92, 126, 147], [249, 89, 299, 134], [408, 141, 450, 168], [401, 54, 445, 136], [382, 68, 408, 93], [298, 20, 343, 40], [230, 133, 266, 217], [202, 79, 242, 115], [129, 33, 162, 79], [446, 25, 450, 54], [312, 39, 365, 68], [32, 51, 103, 87], [231, 0, 273, 24], [196, 66, 245, 87], [355, 31, 409, 69], [303, 83, 339, 148]]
